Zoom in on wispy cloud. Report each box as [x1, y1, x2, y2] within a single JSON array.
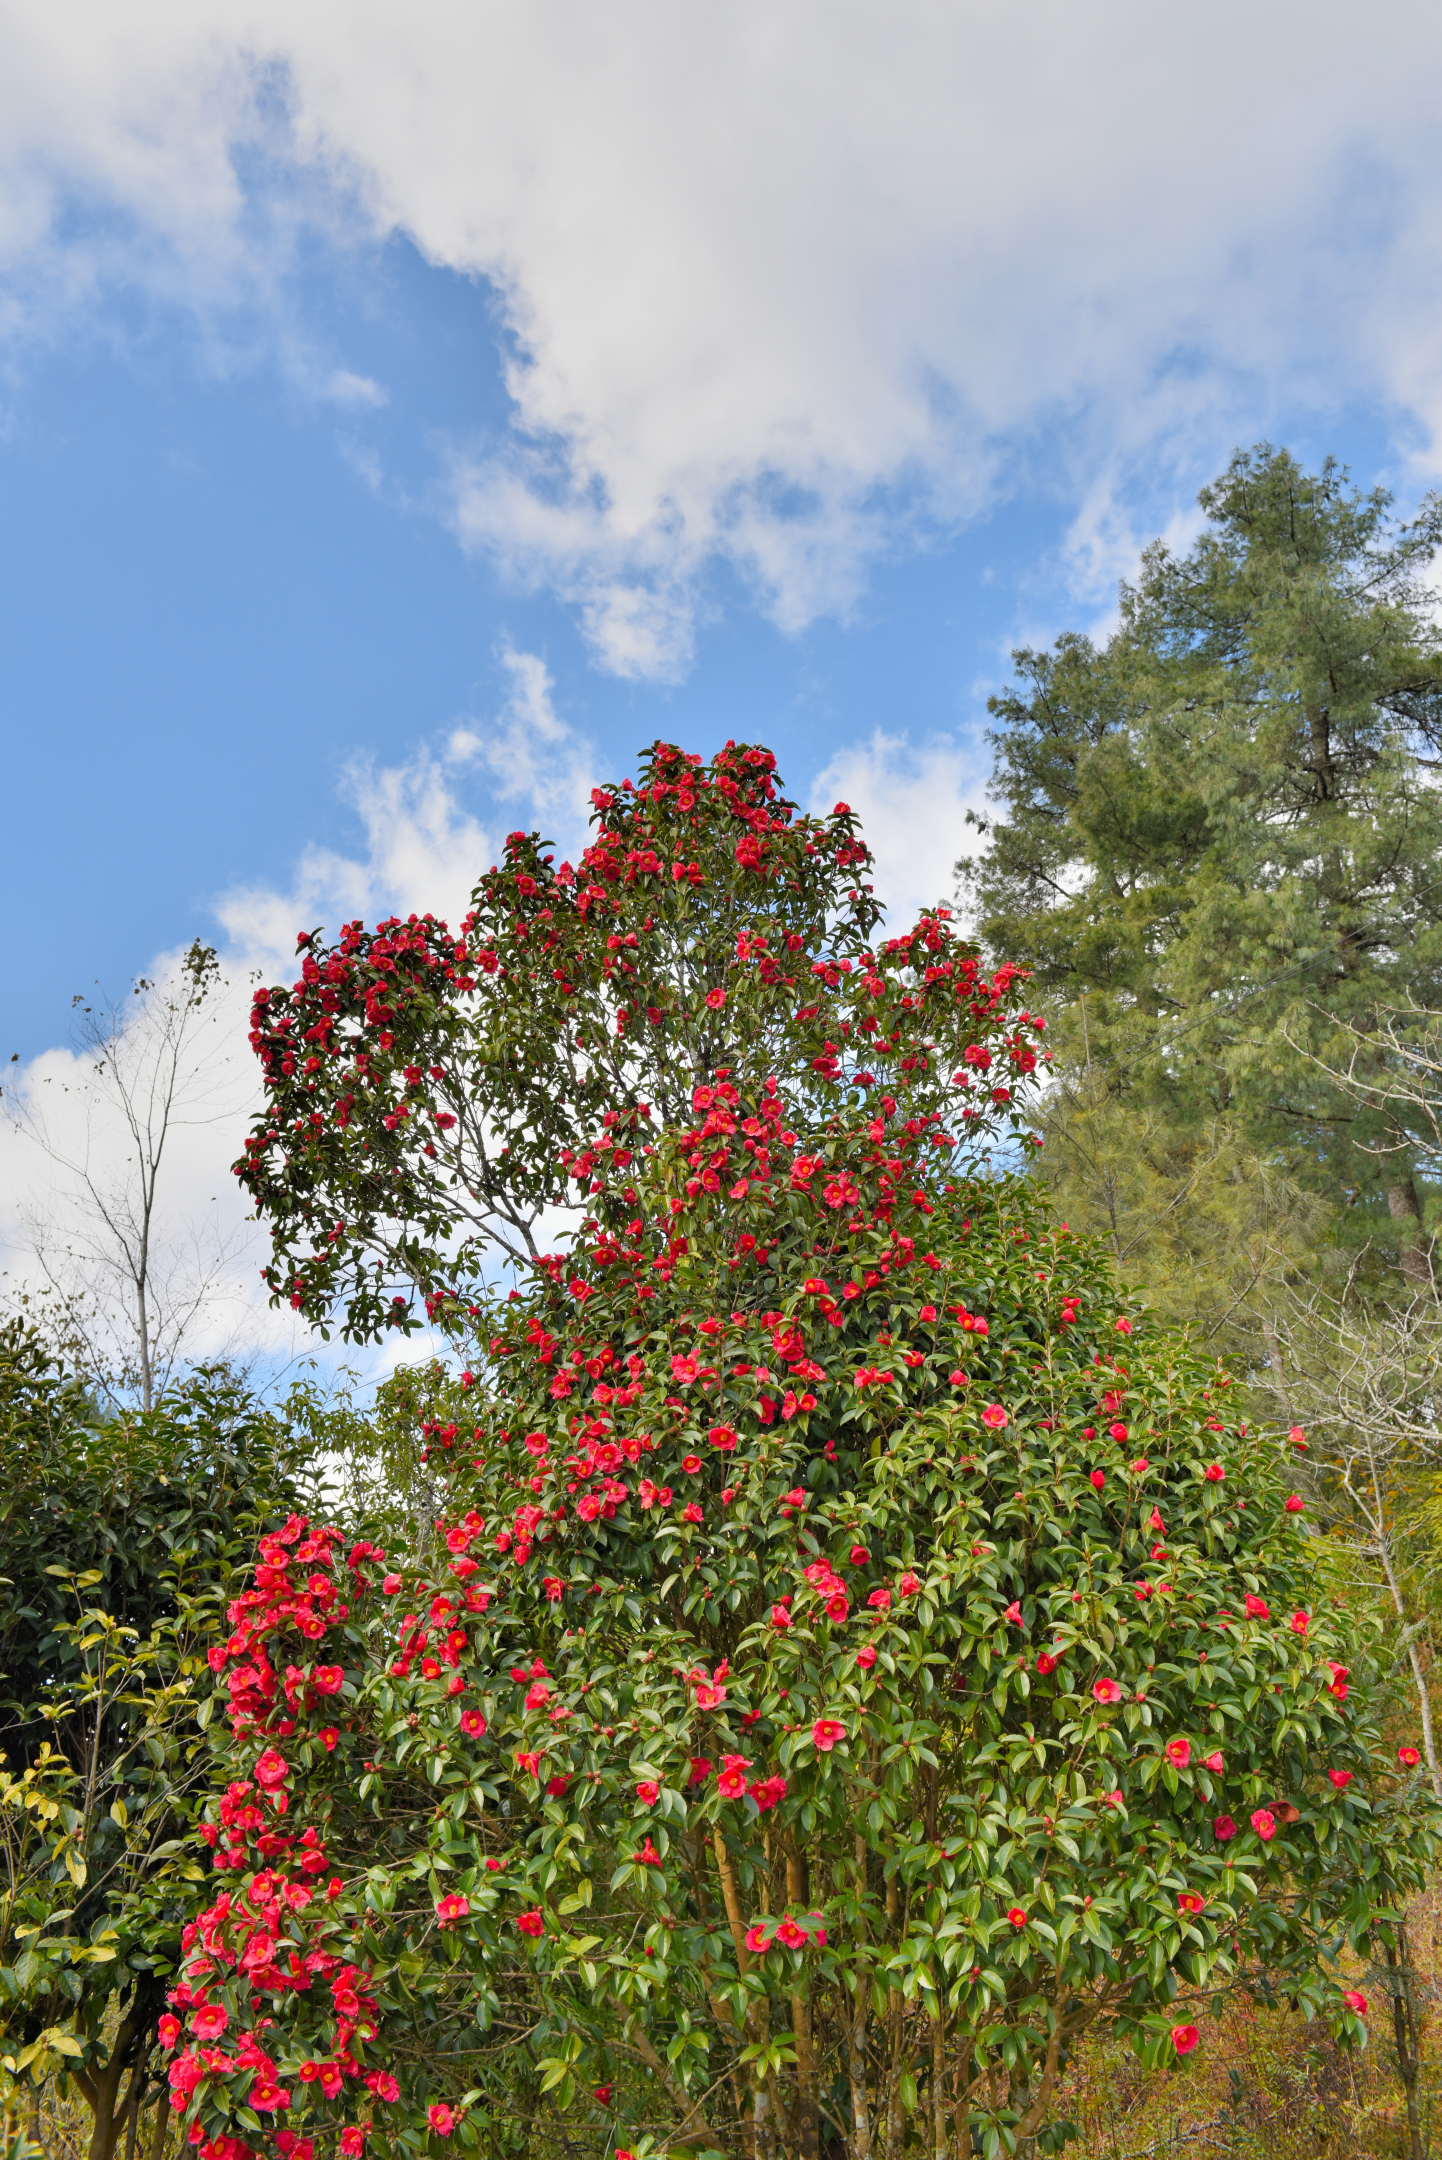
[[808, 728, 990, 930]]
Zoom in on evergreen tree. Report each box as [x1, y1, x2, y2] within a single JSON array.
[[964, 446, 1442, 1300]]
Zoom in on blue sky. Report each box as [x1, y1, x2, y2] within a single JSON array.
[[5, 0, 1442, 1377]]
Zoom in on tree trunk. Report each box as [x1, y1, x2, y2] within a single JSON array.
[[1385, 1930, 1425, 2160], [1388, 1179, 1432, 1291], [786, 1843, 818, 2160]]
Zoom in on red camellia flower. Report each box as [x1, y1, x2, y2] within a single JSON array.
[[682, 1454, 702, 1474], [1251, 1808, 1277, 1840], [1007, 1907, 1027, 1928], [1204, 1463, 1224, 1482], [191, 2004, 229, 2041], [635, 1780, 660, 1806], [1165, 1739, 1191, 1768], [1290, 1610, 1309, 1635], [428, 2105, 455, 2136], [1328, 1769, 1353, 1790], [1399, 1746, 1422, 1768], [1244, 1594, 1270, 1620], [310, 1665, 344, 1695], [515, 1910, 544, 1938], [776, 1918, 810, 1948], [253, 1749, 289, 1789], [744, 1922, 772, 1953], [460, 1709, 487, 1737], [981, 1403, 1008, 1430], [718, 1754, 753, 1797], [157, 2014, 180, 2050], [1036, 1653, 1058, 1676], [868, 1589, 892, 1611], [1201, 1751, 1224, 1773], [708, 1424, 739, 1451], [856, 1645, 877, 1670], [897, 1571, 921, 1597], [770, 1603, 792, 1629], [1089, 1469, 1106, 1490], [688, 1756, 713, 1784], [318, 1726, 338, 1751], [1093, 1678, 1122, 1704], [1284, 1494, 1304, 1513], [436, 1893, 470, 1928], [1214, 1815, 1237, 1841], [1171, 2024, 1199, 2056], [812, 1718, 847, 1752], [1177, 1892, 1204, 1915], [849, 1545, 870, 1566], [1344, 1989, 1368, 2014]]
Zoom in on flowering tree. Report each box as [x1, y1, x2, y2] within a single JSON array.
[[174, 745, 1439, 2160]]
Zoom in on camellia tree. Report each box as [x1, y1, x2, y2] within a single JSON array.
[[168, 743, 1438, 2160]]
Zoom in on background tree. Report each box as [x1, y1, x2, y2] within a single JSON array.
[[4, 943, 252, 1412], [0, 1324, 310, 2160], [163, 745, 1438, 2160], [962, 445, 1442, 1343]]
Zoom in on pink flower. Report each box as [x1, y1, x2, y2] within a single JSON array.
[[1201, 1751, 1224, 1773], [253, 1749, 289, 1789], [1250, 1808, 1276, 1841], [1177, 1891, 1204, 1915], [718, 1754, 753, 1798], [157, 2014, 181, 2050], [705, 987, 726, 1009], [981, 1404, 1008, 1430], [856, 1645, 877, 1670], [897, 1572, 921, 1597], [1092, 1679, 1122, 1704], [868, 1589, 892, 1611], [770, 1603, 792, 1629], [318, 1727, 338, 1751], [708, 1424, 739, 1451], [1114, 1317, 1133, 1336], [744, 1922, 772, 1953], [1171, 2024, 1198, 2056], [428, 2105, 455, 2137], [849, 1545, 870, 1566], [1165, 1739, 1191, 1768], [811, 1718, 847, 1752]]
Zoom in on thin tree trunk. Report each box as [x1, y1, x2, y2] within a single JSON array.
[[146, 2094, 170, 2160], [1385, 1930, 1425, 2160], [1370, 1457, 1442, 1800], [1388, 1180, 1432, 1292], [849, 1836, 873, 2160], [786, 1843, 818, 2160]]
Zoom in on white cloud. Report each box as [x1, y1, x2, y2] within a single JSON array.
[[6, 4, 1442, 669], [808, 728, 989, 930]]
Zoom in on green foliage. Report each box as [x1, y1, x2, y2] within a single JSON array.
[[168, 742, 1439, 2160], [964, 444, 1442, 1299]]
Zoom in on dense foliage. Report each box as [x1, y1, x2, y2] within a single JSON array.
[[964, 445, 1442, 1304], [156, 741, 1441, 2160]]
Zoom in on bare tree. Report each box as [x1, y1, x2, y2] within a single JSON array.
[[2, 942, 254, 1410]]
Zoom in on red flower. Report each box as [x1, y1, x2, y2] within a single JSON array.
[[1171, 2025, 1198, 2056], [811, 1718, 846, 1752], [311, 1665, 344, 1695], [744, 1922, 772, 1953], [1284, 1494, 1304, 1514], [688, 1756, 713, 1784], [1213, 1815, 1237, 1841], [856, 1645, 877, 1670], [1290, 1610, 1309, 1635], [718, 1754, 753, 1797], [1177, 1892, 1204, 1915], [750, 1774, 787, 1812], [1007, 1907, 1026, 1928], [1201, 1751, 1224, 1773], [897, 1571, 920, 1597], [190, 2005, 228, 2041], [1165, 1739, 1190, 1769], [157, 2014, 180, 2050], [1344, 1989, 1368, 2015], [460, 1709, 487, 1737], [516, 1910, 544, 1938], [1092, 1678, 1122, 1704], [1114, 1317, 1133, 1336], [1036, 1653, 1058, 1676], [1399, 1745, 1422, 1768], [436, 1893, 470, 1927], [1327, 1769, 1353, 1790], [253, 1749, 289, 1789], [770, 1603, 792, 1629], [318, 1726, 338, 1751], [775, 1918, 809, 1948], [981, 1403, 1008, 1430], [849, 1545, 870, 1565], [428, 2105, 455, 2136], [705, 987, 726, 1009], [1250, 1808, 1276, 1841], [1244, 1595, 1270, 1621], [708, 1424, 739, 1451], [1089, 1470, 1106, 1490], [635, 1780, 660, 1806]]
